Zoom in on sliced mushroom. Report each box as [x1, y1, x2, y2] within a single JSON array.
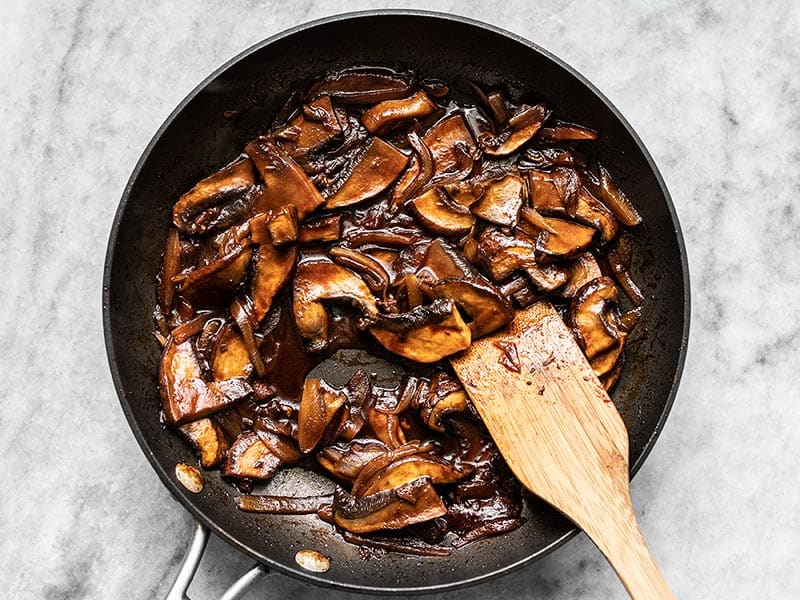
[[275, 95, 342, 158], [606, 232, 645, 306], [176, 244, 252, 306], [333, 477, 447, 534], [536, 216, 597, 259], [329, 246, 390, 293], [325, 138, 409, 209], [420, 372, 469, 432], [481, 103, 550, 157], [416, 238, 475, 282], [353, 454, 465, 497], [245, 137, 326, 220], [222, 431, 282, 480], [365, 408, 407, 449], [293, 260, 379, 353], [318, 440, 390, 483], [177, 417, 230, 469], [570, 276, 626, 374], [361, 91, 437, 135], [470, 174, 525, 227], [298, 214, 342, 244], [253, 427, 302, 465], [369, 299, 472, 363], [528, 168, 580, 216], [251, 242, 296, 324], [250, 206, 298, 246], [560, 253, 603, 298], [519, 147, 581, 170], [211, 322, 252, 380], [297, 378, 348, 453], [569, 186, 618, 245], [475, 228, 537, 282], [160, 339, 252, 425], [431, 278, 513, 338], [307, 70, 415, 104], [390, 132, 435, 209], [408, 188, 475, 236], [173, 157, 256, 234], [422, 114, 478, 177]]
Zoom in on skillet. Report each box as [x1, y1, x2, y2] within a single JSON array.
[[103, 10, 689, 596]]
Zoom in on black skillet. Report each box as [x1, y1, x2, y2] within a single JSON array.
[[103, 10, 689, 597]]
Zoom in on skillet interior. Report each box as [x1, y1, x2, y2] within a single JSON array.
[[103, 11, 689, 594]]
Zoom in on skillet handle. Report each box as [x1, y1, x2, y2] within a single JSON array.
[[166, 522, 271, 600]]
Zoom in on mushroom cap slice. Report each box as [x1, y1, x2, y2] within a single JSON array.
[[481, 103, 550, 157], [276, 95, 342, 158], [245, 137, 326, 220], [160, 339, 252, 426], [293, 261, 379, 353], [211, 322, 252, 380], [353, 454, 465, 497], [223, 431, 282, 480], [297, 378, 348, 453], [536, 216, 597, 259], [369, 299, 472, 363], [408, 188, 474, 236], [423, 114, 478, 177], [177, 245, 252, 306], [317, 440, 390, 483], [560, 253, 603, 298], [431, 278, 513, 338], [569, 186, 619, 245], [325, 138, 408, 209], [307, 70, 415, 104], [420, 372, 470, 432], [471, 174, 526, 227], [178, 417, 230, 469], [361, 90, 437, 135], [528, 168, 580, 216], [251, 242, 296, 323], [570, 276, 626, 363], [173, 157, 256, 234]]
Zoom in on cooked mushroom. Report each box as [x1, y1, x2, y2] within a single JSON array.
[[408, 188, 475, 236], [431, 278, 513, 338], [569, 186, 618, 245], [390, 132, 435, 209], [475, 228, 538, 283], [172, 157, 256, 234], [606, 232, 645, 306], [361, 91, 437, 135], [250, 206, 299, 247], [419, 372, 469, 432], [211, 322, 252, 380], [298, 214, 342, 244], [481, 103, 550, 157], [307, 69, 415, 104], [251, 242, 296, 323], [176, 244, 252, 306], [245, 137, 326, 220], [598, 164, 642, 226], [365, 408, 407, 449], [178, 417, 230, 469], [535, 216, 597, 259], [160, 339, 252, 425], [369, 299, 472, 363], [329, 246, 390, 293], [325, 138, 408, 209], [353, 453, 464, 497], [569, 276, 627, 377], [540, 121, 598, 141], [297, 378, 348, 453], [222, 431, 282, 480], [470, 174, 526, 227], [560, 253, 603, 298], [519, 147, 581, 170], [333, 477, 446, 533], [528, 168, 580, 216], [293, 260, 379, 353], [422, 114, 478, 177], [275, 95, 342, 158], [318, 440, 390, 482]]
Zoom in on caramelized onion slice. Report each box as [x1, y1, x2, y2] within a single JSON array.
[[307, 70, 415, 105], [297, 378, 347, 453], [361, 91, 437, 135], [598, 164, 642, 226]]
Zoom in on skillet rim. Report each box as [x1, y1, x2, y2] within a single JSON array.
[[102, 8, 690, 595]]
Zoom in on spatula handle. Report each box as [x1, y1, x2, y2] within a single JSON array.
[[582, 499, 675, 600]]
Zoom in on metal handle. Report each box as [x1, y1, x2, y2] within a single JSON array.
[[166, 522, 270, 600]]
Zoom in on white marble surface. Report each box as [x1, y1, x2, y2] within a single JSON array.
[[1, 1, 799, 598]]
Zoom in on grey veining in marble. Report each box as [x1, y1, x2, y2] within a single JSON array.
[[1, 1, 799, 598]]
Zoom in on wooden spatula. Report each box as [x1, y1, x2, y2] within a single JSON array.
[[450, 301, 674, 600]]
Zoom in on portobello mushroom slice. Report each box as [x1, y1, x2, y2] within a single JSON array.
[[251, 241, 296, 323], [422, 114, 478, 177], [475, 228, 537, 282], [408, 188, 475, 236], [298, 214, 341, 244], [177, 417, 230, 469], [245, 137, 325, 220], [175, 244, 252, 306], [569, 276, 627, 371], [536, 216, 597, 260], [353, 454, 465, 497], [297, 378, 348, 453], [361, 91, 437, 135], [307, 70, 415, 104], [293, 261, 379, 353], [160, 339, 252, 425], [325, 138, 409, 209], [333, 477, 447, 533], [211, 322, 252, 380], [569, 186, 619, 245], [222, 431, 282, 480], [250, 206, 298, 247], [540, 121, 598, 141], [431, 278, 513, 338], [560, 253, 603, 298], [470, 174, 526, 227], [275, 95, 342, 158], [420, 371, 469, 432], [172, 157, 256, 234], [481, 103, 550, 157], [369, 299, 472, 363], [528, 168, 580, 216]]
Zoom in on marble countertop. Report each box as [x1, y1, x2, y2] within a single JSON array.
[[2, 1, 799, 598]]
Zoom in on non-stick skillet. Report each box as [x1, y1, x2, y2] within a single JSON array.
[[103, 10, 689, 597]]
